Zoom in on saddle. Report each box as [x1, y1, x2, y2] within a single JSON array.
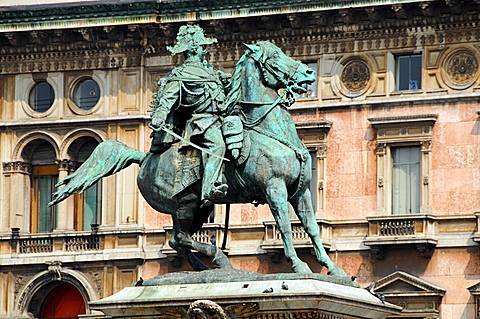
[[172, 115, 250, 196]]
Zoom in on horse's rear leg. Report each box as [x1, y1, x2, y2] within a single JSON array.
[[170, 192, 210, 271], [265, 183, 312, 273], [290, 188, 348, 277], [171, 191, 232, 270]]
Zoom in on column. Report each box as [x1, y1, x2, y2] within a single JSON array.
[[54, 159, 74, 231]]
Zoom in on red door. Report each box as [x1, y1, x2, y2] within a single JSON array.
[[40, 283, 86, 318]]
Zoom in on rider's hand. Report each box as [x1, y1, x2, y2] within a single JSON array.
[[151, 116, 165, 129]]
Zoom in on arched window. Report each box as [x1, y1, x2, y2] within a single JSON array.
[[40, 283, 86, 319], [68, 137, 101, 231], [23, 140, 58, 233]]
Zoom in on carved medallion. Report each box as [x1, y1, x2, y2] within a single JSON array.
[[341, 59, 370, 93], [446, 50, 478, 87]]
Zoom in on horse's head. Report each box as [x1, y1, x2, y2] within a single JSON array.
[[245, 41, 316, 94]]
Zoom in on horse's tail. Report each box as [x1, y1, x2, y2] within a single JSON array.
[[48, 140, 147, 207]]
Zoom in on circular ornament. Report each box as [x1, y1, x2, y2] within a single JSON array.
[[341, 59, 371, 93], [445, 50, 478, 87]]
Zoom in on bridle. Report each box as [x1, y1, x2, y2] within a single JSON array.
[[242, 47, 304, 127]]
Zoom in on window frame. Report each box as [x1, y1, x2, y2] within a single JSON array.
[[31, 164, 58, 233], [394, 53, 423, 91], [28, 81, 55, 113], [295, 121, 331, 218], [73, 78, 101, 111], [369, 114, 437, 216], [391, 145, 421, 215], [66, 73, 104, 115]]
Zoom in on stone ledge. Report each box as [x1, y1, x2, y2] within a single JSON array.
[[91, 270, 402, 319]]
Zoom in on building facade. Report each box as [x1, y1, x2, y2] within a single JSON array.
[[0, 0, 479, 318]]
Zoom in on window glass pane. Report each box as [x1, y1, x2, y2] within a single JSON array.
[[74, 79, 100, 110], [396, 55, 422, 91], [75, 140, 101, 231], [392, 146, 420, 215], [83, 182, 99, 231], [397, 56, 410, 91], [29, 82, 55, 113], [410, 55, 422, 89], [36, 175, 57, 233]]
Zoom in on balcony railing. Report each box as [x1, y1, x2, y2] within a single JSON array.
[[8, 228, 101, 255], [364, 215, 437, 259], [378, 219, 415, 236], [65, 235, 100, 251], [19, 237, 53, 254]]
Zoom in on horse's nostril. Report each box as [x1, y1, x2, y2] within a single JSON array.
[[306, 69, 314, 75]]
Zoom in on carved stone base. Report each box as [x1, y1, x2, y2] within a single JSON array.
[[89, 270, 401, 319]]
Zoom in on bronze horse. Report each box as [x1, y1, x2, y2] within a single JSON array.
[[50, 42, 347, 277]]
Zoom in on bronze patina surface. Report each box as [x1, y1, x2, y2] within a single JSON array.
[[50, 25, 347, 278]]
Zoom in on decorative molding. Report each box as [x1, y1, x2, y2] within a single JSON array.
[[369, 114, 438, 127], [84, 270, 104, 299], [318, 180, 324, 191], [376, 143, 387, 156], [375, 270, 446, 295], [423, 174, 429, 185], [341, 59, 371, 95], [444, 49, 479, 88], [421, 140, 432, 152], [3, 161, 31, 175], [56, 159, 74, 172], [378, 177, 384, 188]]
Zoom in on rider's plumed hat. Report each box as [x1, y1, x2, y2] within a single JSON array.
[[167, 25, 217, 55]]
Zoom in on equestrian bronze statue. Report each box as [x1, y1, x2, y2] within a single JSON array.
[[49, 25, 348, 278]]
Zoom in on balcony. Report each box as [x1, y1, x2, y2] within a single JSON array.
[[260, 219, 331, 263], [8, 227, 101, 255], [363, 215, 437, 259]]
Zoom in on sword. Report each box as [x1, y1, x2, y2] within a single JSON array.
[[148, 123, 230, 162]]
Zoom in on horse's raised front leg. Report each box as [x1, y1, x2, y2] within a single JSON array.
[[290, 188, 348, 277], [265, 181, 312, 273]]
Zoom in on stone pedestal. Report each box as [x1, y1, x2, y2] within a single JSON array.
[[90, 270, 401, 319]]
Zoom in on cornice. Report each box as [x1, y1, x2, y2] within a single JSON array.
[[368, 114, 438, 126], [0, 115, 150, 131], [0, 0, 435, 33]]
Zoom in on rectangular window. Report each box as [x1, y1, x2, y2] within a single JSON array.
[[32, 165, 58, 233], [75, 181, 101, 231], [392, 146, 421, 215], [395, 54, 422, 91], [295, 62, 317, 98]]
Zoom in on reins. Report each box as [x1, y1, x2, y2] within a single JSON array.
[[241, 84, 296, 128]]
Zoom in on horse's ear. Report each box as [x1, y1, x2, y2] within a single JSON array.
[[244, 43, 262, 61]]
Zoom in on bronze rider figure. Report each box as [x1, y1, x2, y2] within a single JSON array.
[[149, 25, 230, 206]]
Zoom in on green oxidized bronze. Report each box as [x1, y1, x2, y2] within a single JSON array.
[[149, 25, 230, 206], [49, 25, 348, 278]]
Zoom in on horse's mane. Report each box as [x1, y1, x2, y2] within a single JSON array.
[[224, 52, 247, 114], [225, 42, 279, 113]]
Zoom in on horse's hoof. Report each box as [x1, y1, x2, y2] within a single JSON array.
[[327, 263, 348, 277], [292, 261, 313, 273]]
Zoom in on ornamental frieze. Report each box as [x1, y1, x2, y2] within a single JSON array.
[[445, 50, 479, 88], [3, 161, 31, 175], [341, 59, 371, 94]]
